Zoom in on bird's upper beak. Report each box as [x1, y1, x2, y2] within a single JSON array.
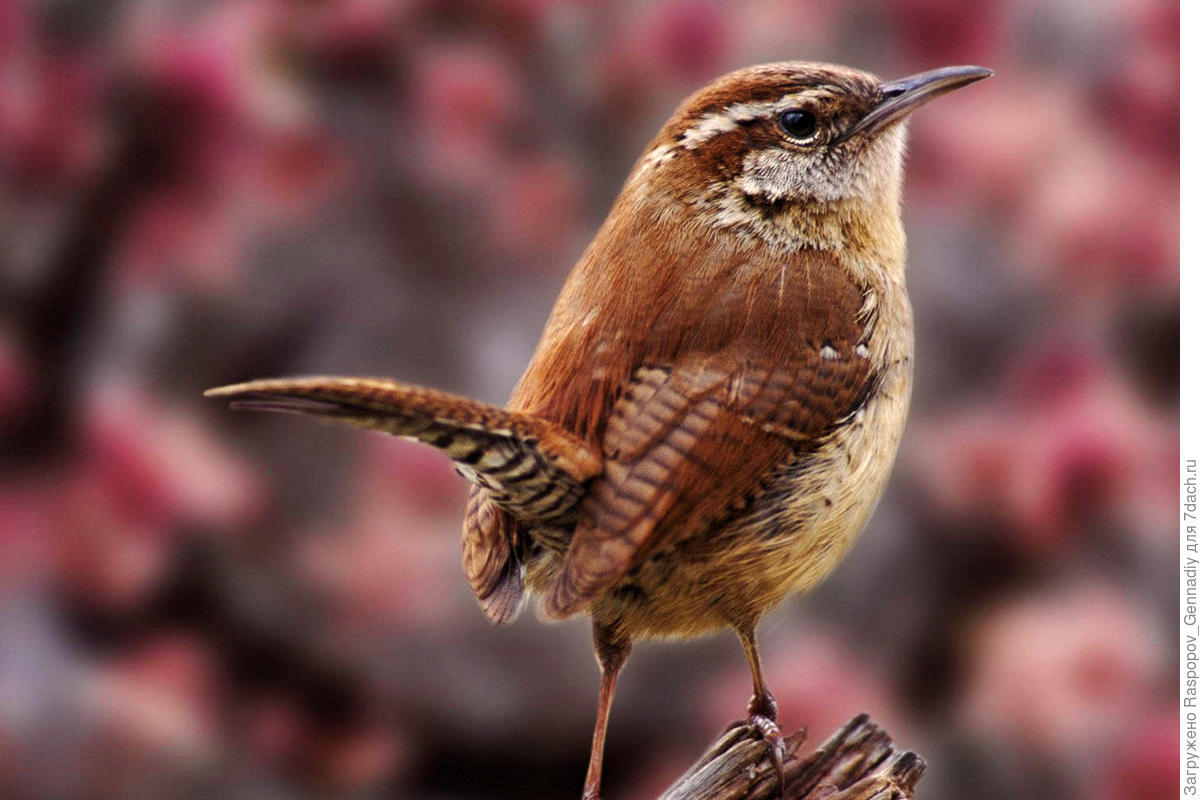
[[842, 65, 993, 141]]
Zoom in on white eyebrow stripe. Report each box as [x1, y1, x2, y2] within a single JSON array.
[[678, 89, 840, 150], [678, 112, 742, 149]]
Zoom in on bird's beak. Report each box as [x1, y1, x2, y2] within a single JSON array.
[[841, 65, 993, 141]]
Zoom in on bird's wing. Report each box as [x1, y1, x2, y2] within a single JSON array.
[[205, 378, 603, 523], [542, 347, 876, 619]]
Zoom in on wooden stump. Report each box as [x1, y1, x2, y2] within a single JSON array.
[[658, 714, 924, 800]]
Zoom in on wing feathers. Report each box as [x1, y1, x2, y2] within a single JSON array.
[[543, 348, 875, 619]]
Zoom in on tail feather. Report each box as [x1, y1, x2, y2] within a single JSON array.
[[462, 489, 526, 625], [205, 377, 602, 523]]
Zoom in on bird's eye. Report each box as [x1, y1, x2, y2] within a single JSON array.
[[778, 109, 818, 141]]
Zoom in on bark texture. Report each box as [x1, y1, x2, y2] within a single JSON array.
[[658, 713, 924, 800]]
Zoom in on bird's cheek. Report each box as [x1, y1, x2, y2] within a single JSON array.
[[738, 151, 804, 202]]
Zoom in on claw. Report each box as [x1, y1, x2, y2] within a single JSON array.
[[748, 713, 787, 796]]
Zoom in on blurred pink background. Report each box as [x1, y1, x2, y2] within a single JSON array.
[[0, 1, 1178, 798]]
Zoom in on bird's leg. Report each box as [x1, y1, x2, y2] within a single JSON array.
[[582, 624, 631, 800], [737, 626, 787, 793]]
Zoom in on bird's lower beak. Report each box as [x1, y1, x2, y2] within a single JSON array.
[[842, 65, 993, 141]]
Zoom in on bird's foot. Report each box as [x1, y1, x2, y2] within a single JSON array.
[[747, 712, 787, 796]]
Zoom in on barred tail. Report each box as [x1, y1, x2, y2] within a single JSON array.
[[205, 377, 602, 524]]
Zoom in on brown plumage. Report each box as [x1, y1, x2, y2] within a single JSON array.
[[207, 61, 991, 799]]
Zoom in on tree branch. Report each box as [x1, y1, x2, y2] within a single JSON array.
[[659, 713, 924, 800]]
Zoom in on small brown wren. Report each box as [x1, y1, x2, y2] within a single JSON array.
[[208, 62, 991, 799]]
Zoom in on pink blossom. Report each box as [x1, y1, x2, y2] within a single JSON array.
[[1095, 708, 1178, 800], [0, 50, 102, 186], [640, 1, 730, 80], [87, 634, 222, 760], [298, 440, 465, 633], [111, 0, 342, 292], [488, 155, 584, 262], [83, 383, 266, 531], [882, 0, 1004, 65], [408, 43, 525, 183], [960, 581, 1159, 752], [909, 342, 1176, 552]]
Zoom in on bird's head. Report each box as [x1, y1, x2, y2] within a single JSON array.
[[630, 62, 991, 247]]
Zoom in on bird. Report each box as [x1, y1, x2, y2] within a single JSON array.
[[206, 61, 991, 799]]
